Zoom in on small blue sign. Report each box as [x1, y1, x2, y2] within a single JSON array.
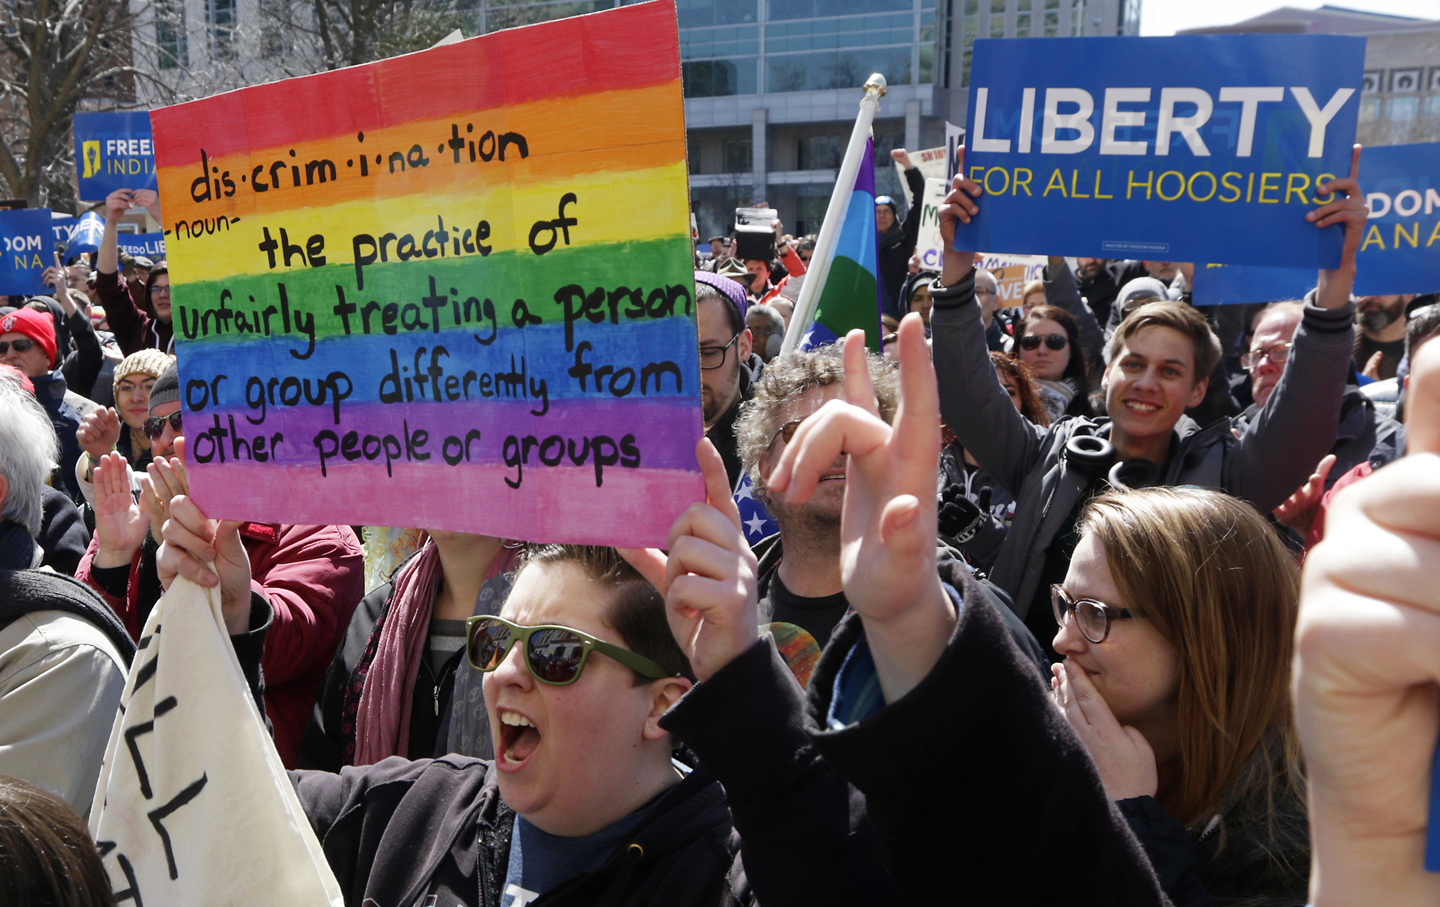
[[73, 111, 157, 201], [1193, 142, 1440, 304], [117, 232, 166, 261], [61, 212, 106, 258], [958, 35, 1366, 269], [0, 209, 56, 295]]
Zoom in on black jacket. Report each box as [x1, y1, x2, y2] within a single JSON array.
[[667, 568, 1179, 907], [878, 166, 925, 320], [290, 755, 748, 907], [299, 576, 472, 771]]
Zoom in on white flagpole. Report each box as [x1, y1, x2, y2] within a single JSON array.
[[780, 73, 887, 355]]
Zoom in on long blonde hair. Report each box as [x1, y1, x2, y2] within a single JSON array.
[[1079, 488, 1304, 840]]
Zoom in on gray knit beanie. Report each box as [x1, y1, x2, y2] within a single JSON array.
[[149, 362, 180, 414]]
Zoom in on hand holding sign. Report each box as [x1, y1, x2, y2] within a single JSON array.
[[1295, 338, 1440, 905], [1311, 144, 1369, 311], [938, 146, 983, 288], [619, 439, 759, 683], [156, 449, 253, 635], [767, 315, 954, 703]]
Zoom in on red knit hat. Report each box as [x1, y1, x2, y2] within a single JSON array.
[[0, 307, 56, 366]]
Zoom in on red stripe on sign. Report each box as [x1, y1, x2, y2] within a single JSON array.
[[151, 0, 680, 168]]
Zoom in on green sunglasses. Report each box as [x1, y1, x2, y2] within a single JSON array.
[[465, 615, 671, 686]]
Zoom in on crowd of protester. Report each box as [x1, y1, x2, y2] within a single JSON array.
[[3, 146, 1440, 907]]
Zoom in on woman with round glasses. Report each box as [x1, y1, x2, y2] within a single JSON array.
[[1014, 304, 1093, 420], [1051, 486, 1308, 906]]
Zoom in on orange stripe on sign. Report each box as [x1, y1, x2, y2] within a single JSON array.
[[154, 83, 685, 225], [149, 0, 682, 168]]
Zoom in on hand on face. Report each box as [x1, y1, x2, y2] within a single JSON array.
[[1052, 660, 1159, 801], [766, 315, 954, 702], [1293, 339, 1440, 905], [619, 439, 759, 683]]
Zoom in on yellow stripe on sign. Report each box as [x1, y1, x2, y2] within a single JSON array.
[[161, 161, 692, 285]]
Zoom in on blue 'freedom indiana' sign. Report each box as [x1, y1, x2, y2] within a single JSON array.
[[957, 35, 1366, 269], [0, 209, 55, 295], [1193, 142, 1440, 303], [73, 111, 157, 201]]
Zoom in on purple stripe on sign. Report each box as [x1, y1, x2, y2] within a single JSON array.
[[185, 397, 702, 471], [188, 462, 704, 548]]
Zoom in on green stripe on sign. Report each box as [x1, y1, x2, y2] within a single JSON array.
[[171, 235, 697, 347], [814, 255, 881, 351]]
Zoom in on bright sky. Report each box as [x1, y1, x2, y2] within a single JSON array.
[[1141, 0, 1440, 36]]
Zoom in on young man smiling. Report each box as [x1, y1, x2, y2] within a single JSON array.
[[928, 146, 1369, 648]]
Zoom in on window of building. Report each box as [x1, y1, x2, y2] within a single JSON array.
[[1386, 97, 1420, 124], [1016, 12, 1031, 34], [260, 0, 291, 58], [797, 135, 846, 170], [683, 59, 759, 97], [1426, 95, 1440, 123], [768, 0, 909, 20], [1358, 99, 1380, 124], [768, 47, 913, 92], [1043, 0, 1059, 36], [990, 13, 1005, 37], [209, 0, 236, 59], [156, 0, 187, 69], [681, 23, 760, 58], [678, 0, 758, 27], [724, 138, 754, 173], [795, 186, 830, 236]]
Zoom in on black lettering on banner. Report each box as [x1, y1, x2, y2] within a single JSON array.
[[528, 193, 578, 255], [124, 696, 179, 799], [95, 843, 144, 907], [148, 773, 209, 880]]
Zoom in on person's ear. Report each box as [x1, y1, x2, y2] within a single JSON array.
[[739, 328, 753, 362], [1186, 375, 1209, 409], [643, 676, 693, 741], [0, 474, 8, 513]]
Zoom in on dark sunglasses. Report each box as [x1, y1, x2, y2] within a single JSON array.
[[465, 615, 671, 686], [1020, 333, 1068, 352], [143, 411, 183, 440], [0, 337, 36, 355], [1051, 584, 1132, 644], [769, 416, 809, 448]]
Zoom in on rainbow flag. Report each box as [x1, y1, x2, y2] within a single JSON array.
[[798, 137, 883, 351], [150, 2, 704, 547]]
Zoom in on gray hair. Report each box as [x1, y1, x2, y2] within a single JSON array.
[[735, 344, 900, 499], [0, 370, 58, 536], [746, 304, 784, 335]]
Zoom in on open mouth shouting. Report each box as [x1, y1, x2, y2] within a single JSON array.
[[496, 708, 541, 772]]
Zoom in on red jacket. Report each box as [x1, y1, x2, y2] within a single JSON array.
[[77, 522, 364, 767]]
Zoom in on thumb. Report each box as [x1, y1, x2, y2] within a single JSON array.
[[1406, 340, 1440, 455]]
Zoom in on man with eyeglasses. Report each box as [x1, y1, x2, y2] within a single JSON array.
[[76, 362, 365, 767], [1237, 301, 1402, 497], [695, 271, 756, 491], [733, 343, 1046, 665]]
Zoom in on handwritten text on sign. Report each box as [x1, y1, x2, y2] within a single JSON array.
[[958, 34, 1365, 268], [152, 1, 703, 546]]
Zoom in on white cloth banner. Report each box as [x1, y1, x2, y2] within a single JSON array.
[[89, 574, 343, 906]]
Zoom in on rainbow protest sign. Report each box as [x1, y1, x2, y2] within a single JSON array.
[[151, 2, 702, 546]]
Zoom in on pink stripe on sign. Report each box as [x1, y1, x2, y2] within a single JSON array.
[[187, 462, 703, 548]]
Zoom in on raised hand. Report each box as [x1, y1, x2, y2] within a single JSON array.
[[767, 314, 954, 702], [938, 146, 983, 288], [104, 188, 134, 222], [1053, 660, 1158, 801], [130, 188, 162, 223], [76, 407, 123, 462], [92, 452, 148, 569], [144, 448, 191, 542], [155, 442, 252, 636], [1311, 144, 1368, 310], [1295, 338, 1440, 906], [619, 439, 759, 683], [1273, 453, 1336, 537]]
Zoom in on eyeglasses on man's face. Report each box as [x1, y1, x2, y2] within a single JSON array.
[[699, 331, 743, 370]]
